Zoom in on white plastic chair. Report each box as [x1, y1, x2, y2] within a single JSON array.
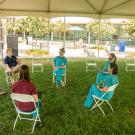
[[32, 55, 43, 72], [11, 93, 41, 133], [125, 56, 135, 71], [53, 66, 66, 85], [86, 51, 97, 72], [90, 83, 119, 116]]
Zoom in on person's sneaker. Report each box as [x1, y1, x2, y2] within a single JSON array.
[[36, 122, 44, 128], [61, 81, 65, 87]]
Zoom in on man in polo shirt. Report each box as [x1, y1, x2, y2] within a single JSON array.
[[4, 48, 21, 75]]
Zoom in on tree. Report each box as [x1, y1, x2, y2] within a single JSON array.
[[16, 17, 48, 39], [125, 20, 135, 37], [86, 20, 116, 41], [55, 19, 69, 41]]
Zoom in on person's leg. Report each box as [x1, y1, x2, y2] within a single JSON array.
[[61, 69, 65, 86], [84, 84, 103, 109], [32, 99, 41, 119], [12, 65, 19, 74], [55, 69, 63, 86]]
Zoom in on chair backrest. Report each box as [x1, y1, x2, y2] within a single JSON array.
[[125, 56, 135, 64], [86, 51, 96, 63], [107, 83, 119, 92], [32, 55, 43, 64], [11, 93, 34, 102]]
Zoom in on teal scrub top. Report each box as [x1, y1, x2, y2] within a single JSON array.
[[104, 61, 110, 72], [96, 72, 118, 87], [54, 56, 67, 67], [104, 74, 119, 87]]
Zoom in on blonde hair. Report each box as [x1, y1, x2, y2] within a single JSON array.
[[6, 48, 12, 54]]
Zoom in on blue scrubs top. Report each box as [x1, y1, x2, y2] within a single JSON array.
[[84, 74, 119, 108], [104, 61, 110, 72], [54, 56, 67, 67]]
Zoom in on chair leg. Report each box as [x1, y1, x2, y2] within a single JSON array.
[[42, 66, 43, 72], [32, 116, 38, 133], [91, 98, 105, 116], [64, 74, 66, 85], [97, 104, 105, 116], [32, 66, 34, 73], [106, 101, 113, 112], [53, 75, 55, 84], [13, 114, 19, 130]]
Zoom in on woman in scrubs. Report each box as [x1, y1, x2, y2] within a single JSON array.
[[84, 62, 118, 109], [52, 48, 67, 87], [104, 53, 117, 72], [96, 53, 117, 84]]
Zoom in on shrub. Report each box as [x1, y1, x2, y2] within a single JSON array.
[[25, 49, 48, 56]]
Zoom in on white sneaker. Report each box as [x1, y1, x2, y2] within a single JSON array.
[[61, 81, 65, 87]]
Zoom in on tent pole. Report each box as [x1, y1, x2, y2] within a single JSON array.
[[88, 31, 90, 45], [98, 17, 101, 61], [63, 17, 66, 48], [47, 18, 50, 61]]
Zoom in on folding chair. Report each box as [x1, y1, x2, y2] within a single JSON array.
[[53, 66, 66, 86], [86, 51, 97, 72], [11, 93, 41, 133], [4, 65, 18, 85], [125, 56, 135, 71], [32, 55, 43, 73], [90, 83, 119, 116]]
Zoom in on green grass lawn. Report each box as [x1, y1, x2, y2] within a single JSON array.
[[0, 59, 135, 135]]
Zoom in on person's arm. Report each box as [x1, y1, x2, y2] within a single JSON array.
[[31, 83, 38, 102], [32, 94, 38, 102], [58, 65, 65, 68], [16, 58, 21, 65], [5, 64, 12, 72], [52, 62, 58, 70], [97, 85, 108, 92]]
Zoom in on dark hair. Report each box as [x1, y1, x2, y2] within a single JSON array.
[[110, 53, 117, 62], [19, 65, 30, 81], [59, 48, 65, 54], [110, 62, 118, 75]]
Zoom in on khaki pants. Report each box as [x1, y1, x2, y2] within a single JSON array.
[[12, 65, 19, 74], [5, 65, 19, 74]]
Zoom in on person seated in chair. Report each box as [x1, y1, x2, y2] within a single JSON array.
[[4, 48, 21, 76], [103, 53, 117, 72], [52, 48, 67, 87], [84, 62, 119, 109], [96, 53, 117, 84], [12, 65, 40, 115]]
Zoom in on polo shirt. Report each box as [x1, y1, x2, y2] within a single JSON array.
[[4, 56, 17, 67]]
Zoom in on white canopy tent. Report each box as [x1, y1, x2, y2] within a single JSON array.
[[0, 0, 135, 18]]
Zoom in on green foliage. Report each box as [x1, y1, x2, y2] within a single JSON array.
[[0, 59, 135, 134], [86, 20, 116, 36], [6, 17, 70, 39], [25, 49, 48, 56], [6, 19, 15, 33], [126, 20, 135, 36], [16, 17, 48, 37], [90, 45, 105, 50], [0, 60, 135, 135]]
